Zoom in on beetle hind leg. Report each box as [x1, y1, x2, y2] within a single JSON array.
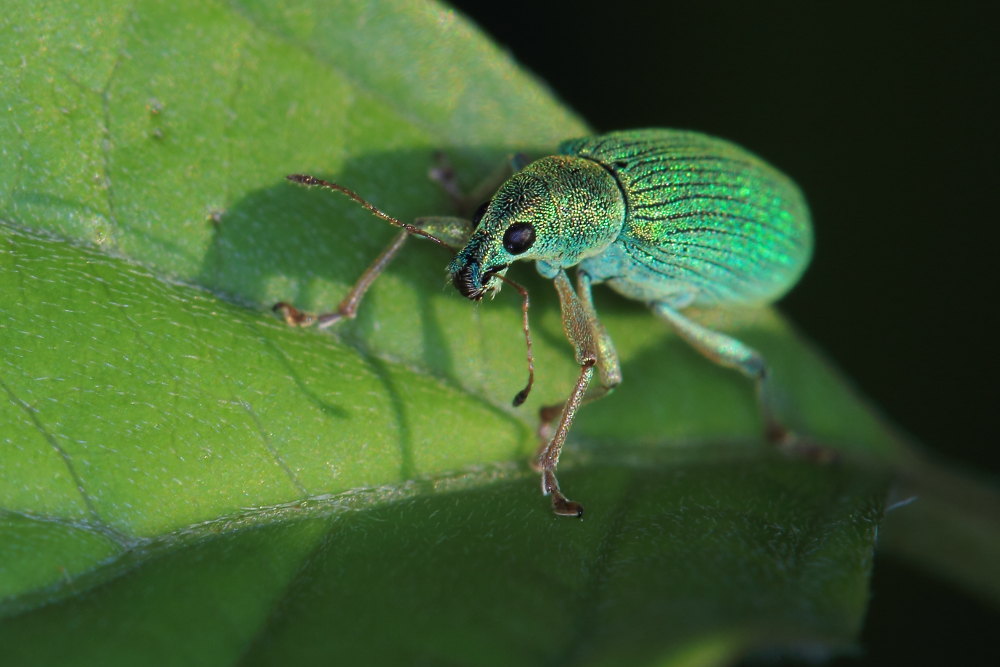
[[652, 301, 835, 462]]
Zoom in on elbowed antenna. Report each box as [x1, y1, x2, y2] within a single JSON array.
[[498, 274, 535, 406], [286, 174, 455, 250], [286, 173, 536, 406]]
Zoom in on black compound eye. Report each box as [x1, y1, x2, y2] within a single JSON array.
[[470, 200, 490, 229], [502, 223, 535, 255]]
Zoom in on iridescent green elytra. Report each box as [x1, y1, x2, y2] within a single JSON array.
[[278, 129, 813, 518]]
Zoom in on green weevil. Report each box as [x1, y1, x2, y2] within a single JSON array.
[[277, 129, 813, 517]]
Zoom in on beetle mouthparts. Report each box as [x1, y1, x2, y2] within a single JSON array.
[[452, 263, 484, 301], [481, 264, 509, 287]]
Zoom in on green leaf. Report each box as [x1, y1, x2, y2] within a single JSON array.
[[1, 1, 902, 664]]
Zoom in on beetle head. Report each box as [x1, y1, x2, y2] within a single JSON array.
[[447, 155, 624, 300]]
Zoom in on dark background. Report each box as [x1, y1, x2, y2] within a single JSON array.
[[449, 1, 997, 664]]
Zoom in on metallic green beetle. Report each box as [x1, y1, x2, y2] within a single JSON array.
[[278, 129, 813, 518]]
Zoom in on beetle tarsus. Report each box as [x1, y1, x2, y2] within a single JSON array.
[[764, 415, 838, 463], [777, 431, 839, 464], [541, 469, 583, 518], [273, 302, 316, 327], [552, 496, 584, 518], [512, 388, 529, 407]]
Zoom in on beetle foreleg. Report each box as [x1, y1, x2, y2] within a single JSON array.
[[576, 271, 623, 397], [537, 271, 622, 441], [533, 270, 623, 517], [538, 360, 594, 517]]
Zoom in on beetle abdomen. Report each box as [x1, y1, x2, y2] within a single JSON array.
[[561, 130, 812, 306]]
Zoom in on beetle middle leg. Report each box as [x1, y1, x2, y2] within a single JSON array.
[[651, 300, 834, 461], [273, 212, 472, 328], [275, 229, 410, 328], [534, 269, 622, 517]]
